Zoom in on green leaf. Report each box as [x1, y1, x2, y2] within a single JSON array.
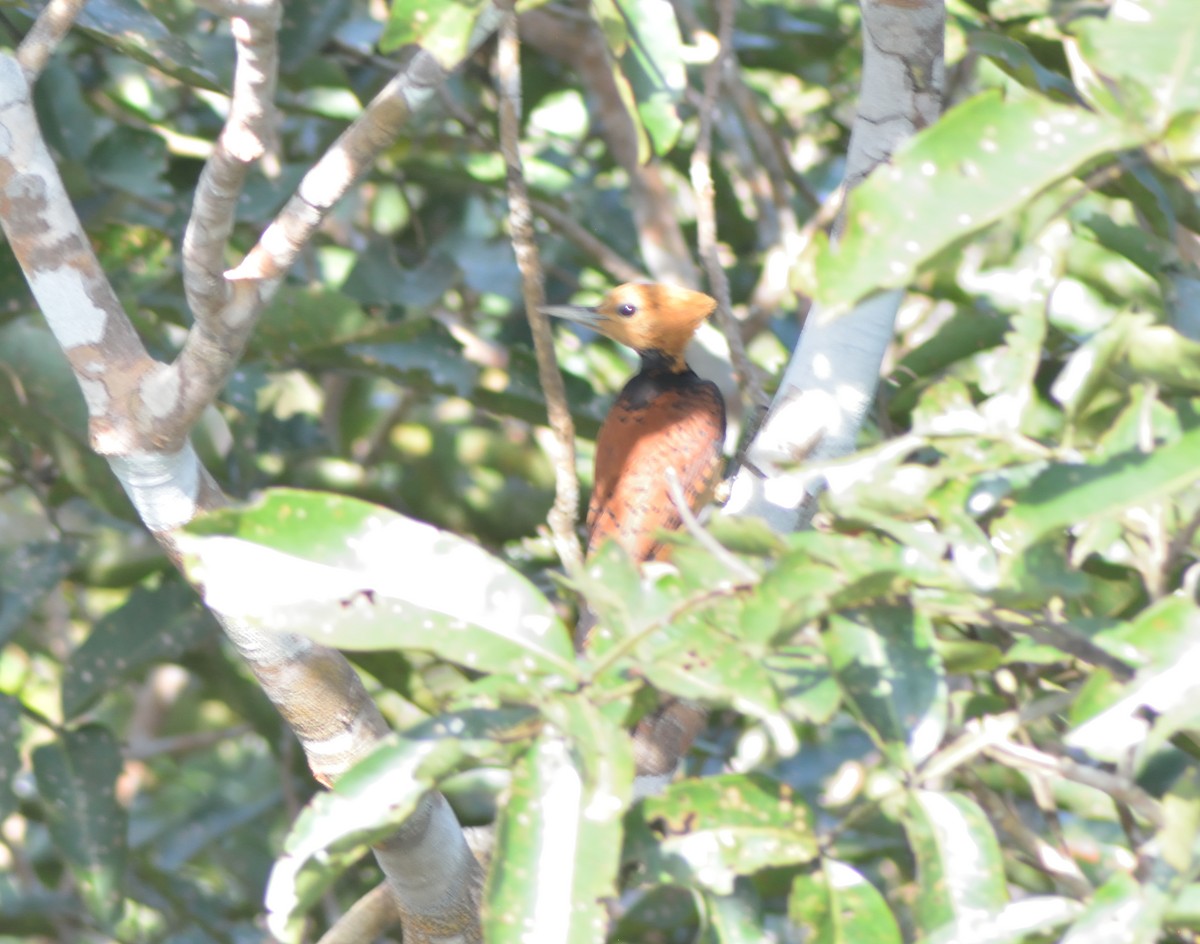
[[1071, 0, 1200, 130], [0, 541, 76, 647], [700, 882, 770, 943], [767, 644, 841, 726], [991, 424, 1200, 553], [62, 581, 217, 719], [906, 790, 1007, 939], [484, 698, 632, 944], [266, 707, 538, 942], [177, 489, 577, 679], [1061, 869, 1172, 944], [0, 695, 20, 824], [33, 60, 98, 162], [1067, 596, 1200, 764], [6, 0, 222, 90], [381, 0, 494, 68], [622, 0, 686, 156], [91, 127, 169, 201], [32, 726, 128, 928], [825, 605, 947, 769], [813, 90, 1136, 309], [970, 32, 1078, 100], [628, 774, 818, 893], [789, 859, 903, 944], [637, 623, 797, 758]]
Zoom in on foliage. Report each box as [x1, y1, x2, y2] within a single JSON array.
[[1, 0, 1200, 941]]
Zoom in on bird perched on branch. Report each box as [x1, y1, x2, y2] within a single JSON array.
[[543, 282, 726, 787], [542, 282, 727, 565]]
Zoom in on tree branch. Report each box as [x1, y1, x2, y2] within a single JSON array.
[[497, 7, 584, 576], [15, 0, 85, 79], [725, 0, 946, 533], [689, 0, 766, 424]]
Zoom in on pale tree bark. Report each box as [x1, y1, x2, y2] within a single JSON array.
[[725, 0, 946, 533], [0, 2, 499, 939]]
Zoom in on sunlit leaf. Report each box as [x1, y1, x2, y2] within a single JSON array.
[[906, 790, 1008, 940], [1070, 0, 1200, 129], [381, 0, 494, 68], [813, 90, 1137, 309], [177, 489, 577, 680], [991, 424, 1200, 553], [484, 698, 632, 944], [627, 774, 818, 894], [789, 859, 903, 944]]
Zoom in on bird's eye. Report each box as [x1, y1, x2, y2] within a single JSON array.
[[617, 303, 638, 317]]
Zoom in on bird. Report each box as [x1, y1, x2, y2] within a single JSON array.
[[542, 282, 727, 788], [541, 282, 727, 565]]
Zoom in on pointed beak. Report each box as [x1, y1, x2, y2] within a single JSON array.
[[539, 303, 605, 330]]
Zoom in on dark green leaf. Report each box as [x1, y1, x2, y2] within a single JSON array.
[[32, 726, 128, 928], [0, 541, 76, 647], [63, 580, 217, 719], [825, 605, 947, 768], [0, 695, 19, 823]]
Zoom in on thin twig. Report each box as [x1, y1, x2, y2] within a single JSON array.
[[496, 8, 583, 576], [916, 693, 1074, 786], [987, 611, 1135, 681], [584, 581, 754, 684], [688, 0, 765, 423], [183, 0, 282, 324], [16, 0, 84, 79], [985, 740, 1163, 830], [967, 774, 1093, 900], [529, 197, 647, 285], [665, 467, 758, 583]]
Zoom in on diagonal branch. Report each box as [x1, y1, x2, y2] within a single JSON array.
[[725, 0, 946, 534], [16, 0, 85, 79]]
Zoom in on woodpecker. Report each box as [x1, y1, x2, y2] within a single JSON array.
[[541, 282, 726, 564]]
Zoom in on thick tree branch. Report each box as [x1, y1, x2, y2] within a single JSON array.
[[0, 9, 499, 937], [725, 0, 946, 533]]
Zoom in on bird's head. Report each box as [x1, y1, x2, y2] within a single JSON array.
[[541, 282, 717, 371]]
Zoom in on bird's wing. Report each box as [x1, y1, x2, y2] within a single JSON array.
[[587, 380, 725, 562]]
